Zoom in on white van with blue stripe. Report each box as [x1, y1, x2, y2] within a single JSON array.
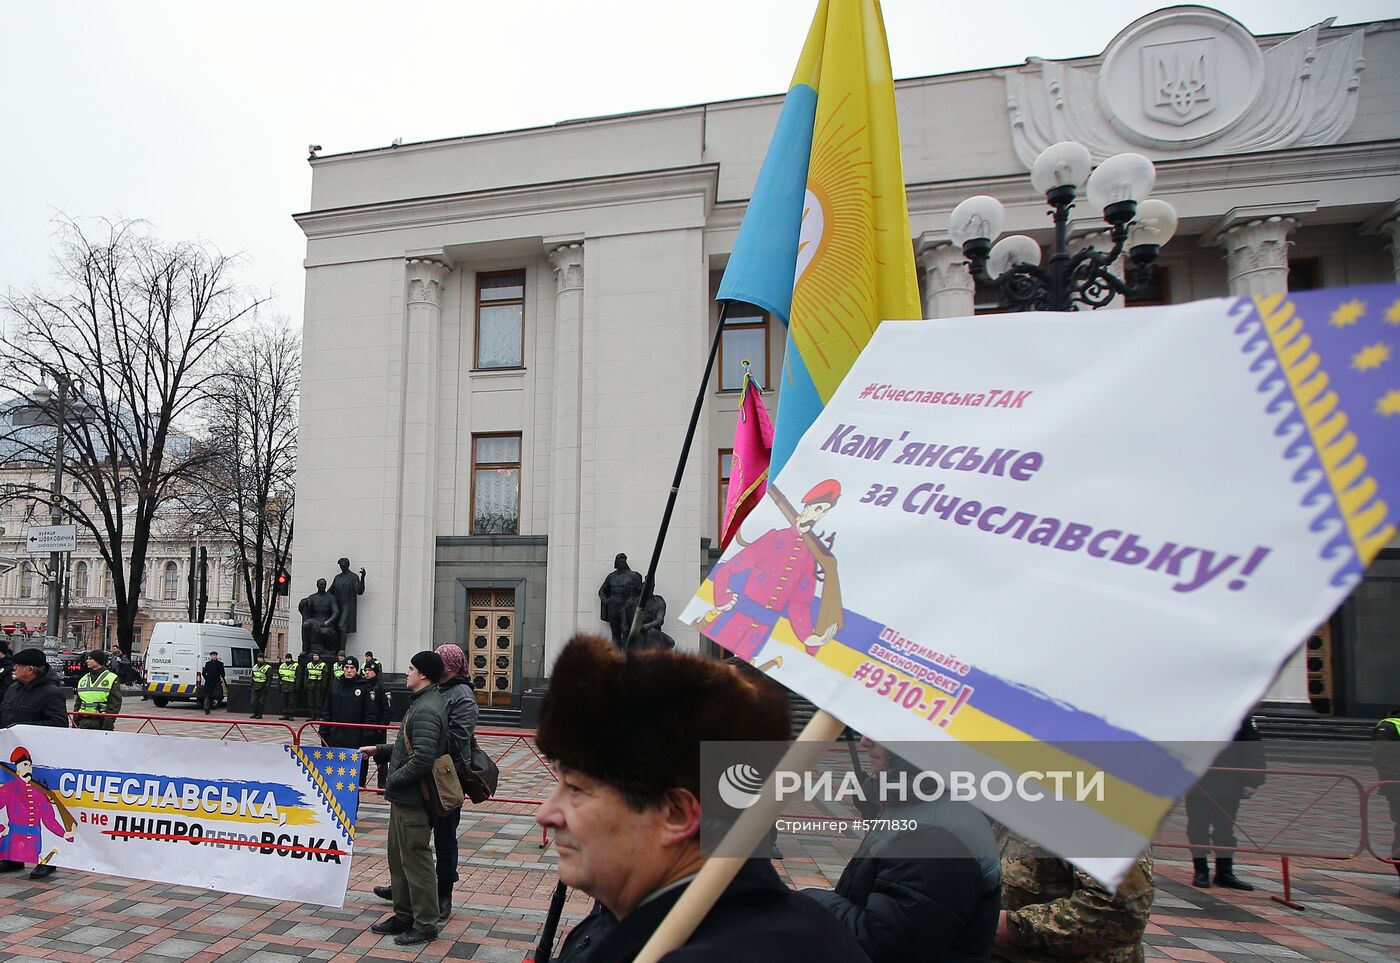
[[144, 621, 258, 707]]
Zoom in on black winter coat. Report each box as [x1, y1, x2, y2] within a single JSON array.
[[1198, 717, 1266, 797], [555, 858, 872, 963], [805, 797, 1001, 963], [322, 676, 375, 747], [0, 668, 69, 728]]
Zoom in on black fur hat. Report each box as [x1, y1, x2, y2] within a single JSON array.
[[537, 634, 790, 803]]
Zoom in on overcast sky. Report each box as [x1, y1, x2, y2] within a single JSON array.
[[2, 0, 1393, 328]]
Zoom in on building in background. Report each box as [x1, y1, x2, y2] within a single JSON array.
[[0, 465, 291, 659], [291, 7, 1400, 714]]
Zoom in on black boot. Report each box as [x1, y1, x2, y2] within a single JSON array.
[[438, 880, 453, 923], [1214, 857, 1254, 890], [1191, 857, 1211, 887]]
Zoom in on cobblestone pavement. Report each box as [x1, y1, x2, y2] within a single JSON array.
[[1, 703, 1397, 962]]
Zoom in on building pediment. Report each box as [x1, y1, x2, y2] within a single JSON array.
[[1002, 6, 1366, 167]]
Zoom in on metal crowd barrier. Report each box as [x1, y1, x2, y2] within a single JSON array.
[[58, 711, 1400, 903], [65, 710, 298, 743], [1148, 765, 1370, 911], [294, 719, 558, 846]]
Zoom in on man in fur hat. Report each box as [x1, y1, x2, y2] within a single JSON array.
[[535, 634, 871, 962]]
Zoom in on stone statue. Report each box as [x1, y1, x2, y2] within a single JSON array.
[[298, 578, 340, 653], [623, 592, 675, 651], [597, 552, 643, 646], [330, 557, 366, 647]]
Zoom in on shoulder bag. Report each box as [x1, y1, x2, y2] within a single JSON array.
[[457, 736, 499, 804], [403, 723, 464, 816]]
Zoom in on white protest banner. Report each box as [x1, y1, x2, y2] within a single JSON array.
[[684, 284, 1400, 886], [0, 726, 361, 906]]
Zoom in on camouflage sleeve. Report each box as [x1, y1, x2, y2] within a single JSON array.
[[1006, 857, 1153, 956]]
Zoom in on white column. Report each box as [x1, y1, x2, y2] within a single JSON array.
[[545, 243, 585, 664], [918, 243, 974, 320], [1381, 217, 1400, 283], [394, 259, 448, 653], [1218, 217, 1298, 297]]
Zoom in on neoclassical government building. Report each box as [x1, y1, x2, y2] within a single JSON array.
[[292, 6, 1400, 715]]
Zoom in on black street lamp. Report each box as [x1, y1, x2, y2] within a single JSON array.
[[951, 142, 1178, 312], [23, 375, 89, 642]]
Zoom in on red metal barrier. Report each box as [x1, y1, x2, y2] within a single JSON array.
[[65, 710, 298, 743], [1361, 779, 1400, 866], [293, 719, 558, 846], [1150, 765, 1371, 913]]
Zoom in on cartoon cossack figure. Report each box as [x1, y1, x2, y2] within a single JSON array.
[[0, 747, 74, 876], [706, 479, 844, 660]]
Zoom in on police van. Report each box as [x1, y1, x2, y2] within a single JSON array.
[[144, 622, 259, 707]]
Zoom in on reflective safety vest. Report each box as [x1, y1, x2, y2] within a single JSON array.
[[1377, 717, 1400, 738], [333, 661, 344, 679], [76, 669, 119, 714], [251, 663, 270, 686], [278, 662, 298, 685], [306, 661, 326, 681]]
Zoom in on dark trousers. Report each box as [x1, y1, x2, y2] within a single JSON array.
[[201, 682, 223, 713], [1380, 783, 1400, 861], [387, 804, 438, 932], [434, 807, 463, 888], [308, 682, 326, 718], [251, 686, 266, 716], [279, 686, 295, 718], [1185, 786, 1244, 859]]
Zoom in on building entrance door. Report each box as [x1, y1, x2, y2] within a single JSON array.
[[467, 588, 516, 707]]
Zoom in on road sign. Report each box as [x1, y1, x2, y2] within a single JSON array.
[[25, 524, 76, 553]]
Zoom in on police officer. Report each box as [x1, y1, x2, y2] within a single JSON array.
[[305, 652, 328, 720], [362, 663, 392, 788], [1374, 710, 1400, 896], [250, 653, 271, 719], [74, 651, 122, 730], [333, 651, 347, 681], [363, 650, 383, 676], [323, 656, 372, 751], [278, 653, 298, 720]]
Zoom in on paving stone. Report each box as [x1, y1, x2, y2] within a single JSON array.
[[58, 924, 127, 946], [142, 937, 217, 958]]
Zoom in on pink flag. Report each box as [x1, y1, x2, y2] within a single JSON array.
[[720, 367, 774, 549]]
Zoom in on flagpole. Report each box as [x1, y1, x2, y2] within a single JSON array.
[[624, 301, 732, 652]]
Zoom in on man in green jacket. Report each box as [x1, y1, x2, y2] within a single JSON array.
[[74, 651, 122, 730], [360, 650, 447, 946]]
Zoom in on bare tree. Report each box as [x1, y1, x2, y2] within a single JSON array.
[[0, 218, 264, 652], [185, 320, 298, 651]]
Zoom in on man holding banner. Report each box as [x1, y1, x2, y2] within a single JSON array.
[[534, 635, 872, 963]]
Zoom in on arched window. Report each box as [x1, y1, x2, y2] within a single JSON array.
[[19, 562, 35, 598], [163, 561, 180, 601], [74, 561, 89, 598]]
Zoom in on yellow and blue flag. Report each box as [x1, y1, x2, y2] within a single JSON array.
[[717, 0, 922, 477]]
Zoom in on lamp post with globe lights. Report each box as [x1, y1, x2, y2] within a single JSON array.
[[951, 141, 1178, 313]]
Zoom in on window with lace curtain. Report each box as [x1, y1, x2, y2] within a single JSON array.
[[471, 433, 521, 535], [163, 561, 180, 601], [475, 270, 525, 369]]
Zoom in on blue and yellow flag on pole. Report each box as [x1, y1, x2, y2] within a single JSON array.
[[717, 0, 922, 478]]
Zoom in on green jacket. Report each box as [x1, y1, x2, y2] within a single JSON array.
[[373, 684, 446, 808]]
